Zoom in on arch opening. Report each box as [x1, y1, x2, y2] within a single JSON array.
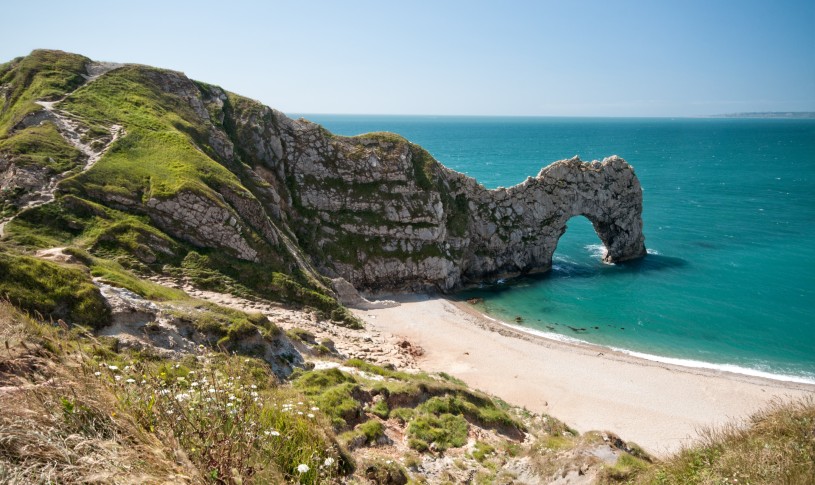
[[552, 215, 610, 269]]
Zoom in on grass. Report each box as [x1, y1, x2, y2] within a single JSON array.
[[66, 247, 189, 301], [471, 441, 496, 463], [415, 392, 523, 432], [0, 49, 89, 135], [0, 250, 110, 329], [630, 397, 815, 485], [0, 301, 352, 483], [164, 299, 282, 347], [0, 122, 82, 172], [340, 419, 386, 448], [601, 453, 649, 482], [292, 369, 363, 429], [408, 413, 469, 451]]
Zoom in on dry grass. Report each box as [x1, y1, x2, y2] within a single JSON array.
[[0, 302, 197, 484], [631, 397, 815, 485], [0, 301, 349, 483]]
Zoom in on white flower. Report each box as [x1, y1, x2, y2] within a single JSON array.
[[296, 464, 309, 474], [311, 406, 319, 411], [227, 402, 234, 407], [250, 384, 257, 389], [208, 388, 216, 393], [307, 413, 315, 418], [126, 378, 136, 384], [270, 430, 280, 436], [324, 457, 334, 467], [114, 375, 122, 381], [175, 393, 191, 401], [94, 371, 101, 376], [108, 365, 119, 371]]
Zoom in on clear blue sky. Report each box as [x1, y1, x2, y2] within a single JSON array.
[[2, 1, 813, 117]]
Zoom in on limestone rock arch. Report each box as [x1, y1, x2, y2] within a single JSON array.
[[463, 156, 647, 283]]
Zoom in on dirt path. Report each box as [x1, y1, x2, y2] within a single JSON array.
[[0, 62, 124, 238]]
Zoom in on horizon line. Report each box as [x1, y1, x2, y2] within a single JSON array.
[[288, 111, 815, 120]]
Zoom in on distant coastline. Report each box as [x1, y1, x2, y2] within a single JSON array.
[[707, 111, 815, 119]]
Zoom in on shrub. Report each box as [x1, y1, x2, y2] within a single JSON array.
[[407, 413, 468, 451]]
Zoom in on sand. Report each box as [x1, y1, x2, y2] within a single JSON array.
[[351, 294, 815, 458]]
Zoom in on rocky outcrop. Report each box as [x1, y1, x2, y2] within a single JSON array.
[[145, 191, 259, 262], [97, 281, 303, 378]]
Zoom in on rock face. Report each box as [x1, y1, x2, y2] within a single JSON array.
[[0, 51, 647, 294], [228, 103, 647, 291]]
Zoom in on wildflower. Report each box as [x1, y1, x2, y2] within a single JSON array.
[[114, 375, 122, 381], [140, 380, 146, 384], [227, 402, 234, 407], [297, 411, 304, 415], [209, 387, 216, 393], [324, 457, 335, 467], [176, 393, 190, 401], [311, 406, 319, 411], [270, 430, 280, 437], [126, 378, 136, 384], [250, 384, 257, 389], [307, 413, 315, 418], [191, 382, 199, 387], [229, 395, 236, 401], [94, 371, 102, 376], [108, 365, 119, 371], [297, 464, 309, 474]]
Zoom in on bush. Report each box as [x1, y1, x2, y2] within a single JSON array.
[[407, 413, 468, 451]]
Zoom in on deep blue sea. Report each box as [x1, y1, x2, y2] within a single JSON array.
[[297, 114, 815, 383]]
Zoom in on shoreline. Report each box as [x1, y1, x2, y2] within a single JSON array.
[[459, 300, 815, 386], [351, 293, 815, 457]]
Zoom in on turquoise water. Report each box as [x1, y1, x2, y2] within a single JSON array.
[[298, 114, 815, 383]]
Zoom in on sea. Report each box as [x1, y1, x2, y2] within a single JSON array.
[[296, 114, 815, 384]]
